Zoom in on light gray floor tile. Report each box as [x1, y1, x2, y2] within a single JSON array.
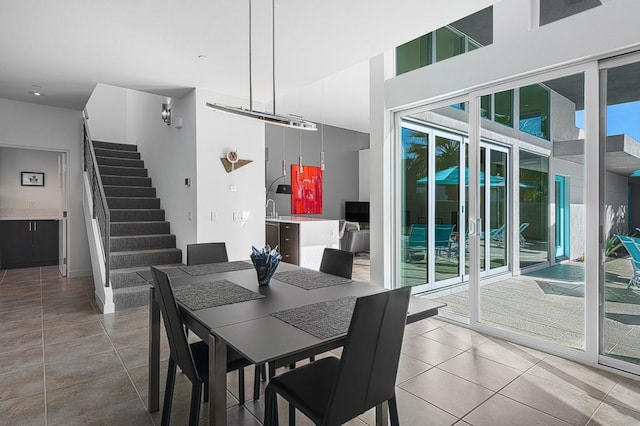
[[500, 373, 604, 425], [604, 376, 640, 412], [438, 351, 522, 391], [401, 334, 464, 366], [399, 368, 494, 418], [469, 338, 547, 371], [463, 394, 571, 426], [586, 400, 640, 425]]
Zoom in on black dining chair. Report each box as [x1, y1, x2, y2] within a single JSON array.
[[150, 266, 254, 426], [319, 248, 354, 279], [263, 287, 411, 426], [186, 242, 229, 265]]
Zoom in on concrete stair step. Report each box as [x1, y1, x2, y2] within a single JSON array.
[[107, 197, 160, 209], [110, 221, 170, 236], [110, 234, 176, 252]]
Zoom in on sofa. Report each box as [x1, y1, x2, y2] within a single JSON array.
[[339, 220, 370, 255]]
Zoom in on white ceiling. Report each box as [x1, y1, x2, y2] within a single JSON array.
[[0, 0, 495, 133]]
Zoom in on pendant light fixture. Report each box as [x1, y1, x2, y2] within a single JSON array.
[[281, 127, 287, 176], [206, 0, 317, 132], [298, 128, 304, 174]]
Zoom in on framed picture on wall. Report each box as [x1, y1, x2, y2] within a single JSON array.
[[21, 172, 45, 187]]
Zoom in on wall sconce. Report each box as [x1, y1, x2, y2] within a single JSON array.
[[161, 103, 171, 126]]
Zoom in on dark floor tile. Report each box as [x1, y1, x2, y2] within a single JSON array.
[[0, 392, 45, 426], [42, 305, 98, 325], [0, 297, 42, 313], [117, 340, 169, 371], [0, 329, 42, 354], [108, 325, 150, 349], [101, 307, 150, 334], [0, 306, 41, 323], [51, 397, 153, 426], [0, 345, 43, 375], [0, 317, 42, 340], [46, 350, 125, 391], [42, 312, 101, 331], [44, 319, 106, 346], [45, 334, 114, 364], [46, 371, 140, 425], [0, 365, 44, 402]]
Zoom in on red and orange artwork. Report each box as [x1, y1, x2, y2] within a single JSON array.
[[291, 165, 322, 214]]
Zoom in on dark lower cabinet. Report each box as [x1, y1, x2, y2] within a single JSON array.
[[0, 220, 59, 269]]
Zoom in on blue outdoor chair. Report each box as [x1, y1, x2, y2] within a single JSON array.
[[434, 224, 455, 257], [615, 235, 640, 289], [405, 224, 426, 262]]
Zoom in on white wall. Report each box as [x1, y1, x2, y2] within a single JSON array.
[[85, 84, 127, 143], [195, 89, 266, 261], [0, 99, 90, 277], [0, 147, 62, 217], [358, 149, 370, 201]]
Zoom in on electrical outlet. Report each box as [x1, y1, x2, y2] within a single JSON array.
[[188, 211, 193, 221], [210, 212, 216, 222]]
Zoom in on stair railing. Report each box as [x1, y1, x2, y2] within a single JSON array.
[[82, 109, 111, 287]]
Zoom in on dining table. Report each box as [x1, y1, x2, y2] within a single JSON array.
[[146, 261, 445, 426]]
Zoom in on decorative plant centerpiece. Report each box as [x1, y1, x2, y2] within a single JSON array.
[[250, 245, 282, 286]]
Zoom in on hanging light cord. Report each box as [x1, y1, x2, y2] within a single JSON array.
[[248, 0, 253, 111]]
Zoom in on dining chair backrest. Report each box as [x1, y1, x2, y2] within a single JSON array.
[[186, 242, 229, 265], [407, 224, 427, 247], [150, 266, 199, 382], [319, 248, 354, 279], [434, 224, 454, 248], [323, 287, 411, 425]]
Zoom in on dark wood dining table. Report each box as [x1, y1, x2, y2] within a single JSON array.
[[147, 261, 444, 426]]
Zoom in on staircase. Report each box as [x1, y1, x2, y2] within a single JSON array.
[[93, 141, 182, 310]]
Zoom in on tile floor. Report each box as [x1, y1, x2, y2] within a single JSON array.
[[1, 266, 640, 425]]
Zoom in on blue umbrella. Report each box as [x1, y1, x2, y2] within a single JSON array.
[[416, 166, 504, 186]]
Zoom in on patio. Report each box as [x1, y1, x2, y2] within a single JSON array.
[[429, 257, 640, 364]]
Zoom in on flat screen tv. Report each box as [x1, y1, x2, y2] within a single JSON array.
[[345, 201, 370, 224]]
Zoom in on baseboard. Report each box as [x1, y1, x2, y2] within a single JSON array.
[[68, 268, 93, 278]]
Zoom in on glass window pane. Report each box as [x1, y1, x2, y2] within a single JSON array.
[[494, 90, 513, 127], [468, 39, 480, 52], [435, 27, 464, 63], [520, 84, 550, 140], [540, 0, 603, 26], [519, 150, 549, 269], [480, 95, 491, 119], [396, 34, 432, 75]]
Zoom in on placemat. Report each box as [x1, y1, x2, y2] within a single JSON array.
[[271, 296, 357, 339], [173, 280, 264, 311], [273, 269, 352, 290], [178, 261, 254, 276]]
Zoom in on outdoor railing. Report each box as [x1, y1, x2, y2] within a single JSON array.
[[82, 109, 111, 287]]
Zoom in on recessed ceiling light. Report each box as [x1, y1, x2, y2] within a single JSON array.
[[32, 84, 41, 88], [198, 55, 208, 59], [28, 91, 43, 96]]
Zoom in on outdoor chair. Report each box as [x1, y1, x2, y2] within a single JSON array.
[[405, 224, 427, 262], [150, 267, 258, 425], [186, 242, 229, 265], [319, 248, 354, 279], [434, 224, 455, 257], [616, 235, 640, 289], [519, 222, 530, 244], [263, 287, 411, 426], [489, 224, 506, 245]]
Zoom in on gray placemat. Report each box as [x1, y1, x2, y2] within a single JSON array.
[[273, 269, 352, 290], [271, 296, 357, 339], [178, 261, 254, 276], [173, 280, 265, 311]]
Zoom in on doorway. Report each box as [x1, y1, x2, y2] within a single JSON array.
[[555, 175, 569, 260]]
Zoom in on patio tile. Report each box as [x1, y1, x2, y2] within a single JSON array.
[[463, 394, 571, 426], [438, 351, 522, 391], [500, 373, 603, 425]]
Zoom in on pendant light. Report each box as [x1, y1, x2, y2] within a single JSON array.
[[206, 0, 317, 131]]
